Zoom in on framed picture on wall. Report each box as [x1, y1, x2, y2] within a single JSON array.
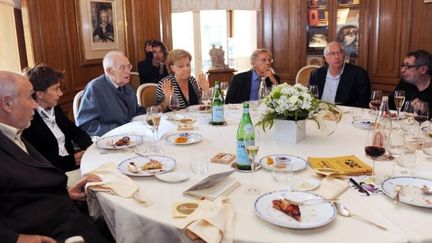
[[75, 0, 126, 64]]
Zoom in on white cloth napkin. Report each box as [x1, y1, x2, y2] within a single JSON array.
[[313, 176, 348, 199], [177, 197, 235, 243], [85, 163, 152, 218]]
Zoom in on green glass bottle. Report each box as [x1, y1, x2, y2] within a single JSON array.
[[211, 81, 225, 125], [236, 103, 255, 170]]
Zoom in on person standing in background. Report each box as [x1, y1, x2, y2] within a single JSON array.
[[138, 39, 169, 84]]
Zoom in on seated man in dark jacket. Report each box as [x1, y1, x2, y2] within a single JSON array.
[[0, 71, 107, 242], [309, 41, 371, 108], [225, 49, 281, 104]]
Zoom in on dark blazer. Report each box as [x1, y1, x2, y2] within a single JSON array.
[[309, 63, 371, 108], [225, 69, 281, 104], [22, 106, 92, 172], [0, 131, 106, 242]]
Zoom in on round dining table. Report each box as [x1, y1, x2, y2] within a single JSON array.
[[81, 104, 432, 243]]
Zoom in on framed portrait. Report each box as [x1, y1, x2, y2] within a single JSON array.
[[76, 0, 126, 64], [307, 27, 328, 54]]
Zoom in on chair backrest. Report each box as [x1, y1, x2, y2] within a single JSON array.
[[295, 65, 320, 86], [136, 83, 158, 107], [130, 72, 140, 92], [72, 90, 84, 120]]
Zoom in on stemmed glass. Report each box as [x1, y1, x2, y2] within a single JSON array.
[[414, 101, 429, 141], [364, 123, 386, 182], [370, 90, 383, 110], [146, 105, 163, 152], [244, 131, 260, 195], [388, 129, 405, 176], [201, 90, 211, 107], [394, 90, 405, 121], [220, 82, 229, 98], [422, 121, 432, 161], [169, 94, 180, 118], [309, 85, 319, 99]]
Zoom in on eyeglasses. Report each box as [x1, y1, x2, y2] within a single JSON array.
[[400, 63, 421, 69], [327, 49, 345, 57], [118, 63, 133, 72], [258, 58, 273, 64]]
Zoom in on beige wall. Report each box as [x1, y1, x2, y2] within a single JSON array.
[[0, 2, 20, 72]]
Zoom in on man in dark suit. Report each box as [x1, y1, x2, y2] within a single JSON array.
[[309, 41, 371, 108], [225, 49, 281, 104], [0, 71, 107, 242]]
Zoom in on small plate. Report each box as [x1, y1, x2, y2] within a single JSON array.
[[293, 178, 321, 191], [381, 176, 432, 208], [259, 154, 307, 172], [352, 119, 374, 130], [254, 190, 336, 229], [230, 162, 262, 173], [166, 133, 202, 145], [189, 104, 211, 113], [155, 172, 190, 183], [118, 155, 176, 176], [96, 135, 143, 150]]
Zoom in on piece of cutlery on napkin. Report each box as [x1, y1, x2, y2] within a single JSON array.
[[85, 163, 152, 218], [177, 197, 235, 243], [313, 176, 348, 199]]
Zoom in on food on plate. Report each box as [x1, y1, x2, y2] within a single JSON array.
[[178, 123, 194, 131], [272, 198, 301, 221], [199, 105, 211, 112], [179, 118, 195, 124], [175, 136, 189, 143], [128, 162, 139, 173], [266, 156, 274, 165], [114, 136, 131, 146], [141, 159, 163, 170]]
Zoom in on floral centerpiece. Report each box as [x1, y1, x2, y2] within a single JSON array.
[[256, 83, 341, 143]]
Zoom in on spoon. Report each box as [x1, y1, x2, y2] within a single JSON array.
[[421, 185, 432, 195], [334, 202, 387, 231]]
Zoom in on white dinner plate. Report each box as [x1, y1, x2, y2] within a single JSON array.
[[293, 178, 321, 191], [96, 135, 143, 150], [352, 119, 374, 130], [381, 176, 432, 208], [155, 172, 190, 183], [259, 154, 307, 172], [166, 133, 202, 145], [254, 190, 336, 229], [189, 104, 211, 113], [118, 155, 176, 176]]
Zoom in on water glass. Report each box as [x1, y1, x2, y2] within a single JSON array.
[[397, 147, 416, 175], [190, 155, 209, 175], [309, 85, 319, 98], [272, 157, 293, 191]]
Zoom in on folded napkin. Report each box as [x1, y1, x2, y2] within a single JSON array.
[[313, 176, 348, 199], [177, 197, 235, 243], [85, 163, 152, 218]]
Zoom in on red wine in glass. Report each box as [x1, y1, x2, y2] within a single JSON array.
[[414, 115, 428, 124], [365, 146, 386, 158]]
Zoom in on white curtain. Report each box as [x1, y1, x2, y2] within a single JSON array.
[[172, 0, 261, 13], [0, 0, 20, 8]]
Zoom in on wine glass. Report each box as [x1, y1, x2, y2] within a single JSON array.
[[388, 129, 405, 176], [244, 131, 260, 195], [365, 124, 386, 182], [394, 90, 405, 121], [422, 121, 432, 162], [168, 94, 180, 118], [220, 82, 229, 98], [201, 90, 211, 106], [370, 90, 383, 110], [309, 85, 319, 99], [413, 101, 429, 141], [146, 105, 163, 152]]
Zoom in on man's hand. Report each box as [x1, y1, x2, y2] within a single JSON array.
[[17, 234, 56, 243], [197, 73, 209, 91], [145, 42, 153, 53], [262, 68, 278, 85], [68, 174, 101, 201], [73, 151, 86, 166]]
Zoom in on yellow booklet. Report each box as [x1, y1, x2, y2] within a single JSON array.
[[308, 155, 372, 176]]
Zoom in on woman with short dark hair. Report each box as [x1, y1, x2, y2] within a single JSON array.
[[22, 64, 92, 172]]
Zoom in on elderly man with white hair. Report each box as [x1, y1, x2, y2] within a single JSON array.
[[76, 51, 146, 136], [309, 41, 371, 108]]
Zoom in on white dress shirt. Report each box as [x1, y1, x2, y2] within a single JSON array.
[[37, 106, 69, 156], [321, 65, 345, 104], [0, 122, 28, 153]]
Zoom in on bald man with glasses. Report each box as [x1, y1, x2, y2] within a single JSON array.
[[309, 41, 371, 108], [385, 50, 432, 111], [76, 51, 146, 136]]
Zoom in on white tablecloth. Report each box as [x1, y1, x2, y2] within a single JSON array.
[[81, 105, 432, 243]]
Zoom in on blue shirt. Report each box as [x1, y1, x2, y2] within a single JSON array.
[[249, 70, 261, 100]]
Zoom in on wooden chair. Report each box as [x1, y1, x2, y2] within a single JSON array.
[[295, 65, 320, 86], [130, 72, 141, 92], [136, 83, 158, 107], [72, 90, 84, 120]]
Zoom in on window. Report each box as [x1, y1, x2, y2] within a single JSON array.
[[172, 10, 257, 77]]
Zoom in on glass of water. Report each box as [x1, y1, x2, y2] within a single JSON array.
[[272, 156, 293, 191]]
